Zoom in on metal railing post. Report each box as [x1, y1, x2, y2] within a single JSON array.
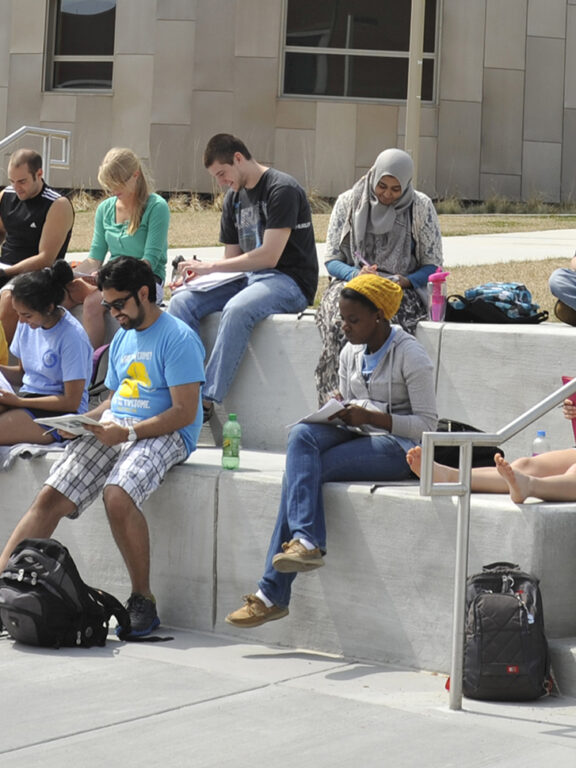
[[448, 442, 472, 711]]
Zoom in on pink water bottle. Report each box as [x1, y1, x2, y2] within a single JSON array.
[[427, 267, 451, 321]]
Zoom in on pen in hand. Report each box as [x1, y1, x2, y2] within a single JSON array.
[[354, 252, 386, 274], [354, 251, 370, 268]]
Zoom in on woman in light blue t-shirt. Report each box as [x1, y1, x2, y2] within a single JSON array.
[[0, 261, 93, 445]]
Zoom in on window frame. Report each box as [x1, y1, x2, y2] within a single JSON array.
[[44, 0, 116, 93], [279, 0, 440, 105]]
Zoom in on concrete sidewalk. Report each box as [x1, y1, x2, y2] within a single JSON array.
[[1, 627, 574, 767]]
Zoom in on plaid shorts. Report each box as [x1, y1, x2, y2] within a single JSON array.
[[45, 426, 187, 518]]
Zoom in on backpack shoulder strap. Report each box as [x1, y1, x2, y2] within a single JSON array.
[[87, 587, 174, 643]]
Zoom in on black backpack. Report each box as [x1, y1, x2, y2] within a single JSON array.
[[0, 538, 132, 648], [463, 562, 552, 701], [434, 418, 504, 469]]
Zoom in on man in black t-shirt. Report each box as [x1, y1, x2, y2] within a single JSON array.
[[169, 133, 318, 420], [0, 149, 74, 342]]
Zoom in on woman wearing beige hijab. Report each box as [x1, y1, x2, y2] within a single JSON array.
[[315, 148, 443, 405]]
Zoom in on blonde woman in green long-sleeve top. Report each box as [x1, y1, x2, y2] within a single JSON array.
[[64, 148, 170, 348]]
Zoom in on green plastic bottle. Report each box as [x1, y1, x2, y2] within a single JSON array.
[[222, 413, 241, 469]]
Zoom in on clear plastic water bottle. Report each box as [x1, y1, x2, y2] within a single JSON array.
[[222, 413, 241, 469], [532, 430, 551, 456]]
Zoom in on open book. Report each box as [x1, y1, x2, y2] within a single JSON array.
[[33, 413, 101, 436], [170, 271, 245, 294], [286, 398, 348, 428]]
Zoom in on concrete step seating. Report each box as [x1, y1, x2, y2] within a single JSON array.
[[1, 313, 575, 698]]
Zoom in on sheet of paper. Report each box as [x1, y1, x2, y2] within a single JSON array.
[[286, 398, 347, 428], [33, 413, 101, 436]]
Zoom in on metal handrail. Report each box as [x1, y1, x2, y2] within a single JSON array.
[[0, 126, 71, 184], [419, 376, 576, 711]]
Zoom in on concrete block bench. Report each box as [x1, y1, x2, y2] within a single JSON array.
[[0, 449, 574, 696]]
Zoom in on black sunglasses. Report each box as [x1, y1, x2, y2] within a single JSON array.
[[101, 293, 134, 312]]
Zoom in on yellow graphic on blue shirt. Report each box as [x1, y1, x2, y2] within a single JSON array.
[[118, 361, 152, 399]]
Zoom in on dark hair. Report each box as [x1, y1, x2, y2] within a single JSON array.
[[12, 260, 73, 314], [339, 286, 378, 313], [203, 133, 252, 167], [97, 256, 156, 303], [9, 148, 42, 176]]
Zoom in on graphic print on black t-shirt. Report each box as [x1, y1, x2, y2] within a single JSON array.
[[234, 198, 265, 253]]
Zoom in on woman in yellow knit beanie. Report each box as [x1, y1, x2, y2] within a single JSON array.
[[343, 273, 403, 320], [225, 272, 438, 628]]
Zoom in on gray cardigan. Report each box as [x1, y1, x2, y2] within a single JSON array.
[[338, 326, 438, 441]]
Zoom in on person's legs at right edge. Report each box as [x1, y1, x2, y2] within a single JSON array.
[[495, 452, 576, 503], [406, 445, 576, 496], [549, 267, 576, 324]]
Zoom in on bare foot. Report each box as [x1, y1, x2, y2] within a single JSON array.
[[406, 446, 458, 483], [406, 446, 423, 476], [494, 453, 531, 503]]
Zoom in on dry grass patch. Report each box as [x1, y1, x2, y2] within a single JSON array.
[[438, 214, 576, 236]]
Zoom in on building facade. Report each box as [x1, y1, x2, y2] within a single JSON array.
[[1, 0, 575, 202]]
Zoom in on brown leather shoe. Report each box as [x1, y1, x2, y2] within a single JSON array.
[[554, 300, 576, 326], [272, 539, 325, 573], [225, 594, 288, 627]]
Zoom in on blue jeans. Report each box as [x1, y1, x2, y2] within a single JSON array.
[[549, 268, 576, 310], [258, 422, 415, 608], [168, 270, 308, 403]]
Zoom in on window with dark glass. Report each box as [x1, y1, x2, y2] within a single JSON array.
[[48, 0, 116, 90], [283, 0, 437, 101]]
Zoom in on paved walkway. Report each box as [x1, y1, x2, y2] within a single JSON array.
[[1, 627, 575, 767]]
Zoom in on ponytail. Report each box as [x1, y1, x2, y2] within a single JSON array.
[[12, 261, 73, 314]]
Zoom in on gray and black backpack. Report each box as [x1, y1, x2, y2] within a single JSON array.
[[463, 561, 552, 701], [0, 538, 130, 647]]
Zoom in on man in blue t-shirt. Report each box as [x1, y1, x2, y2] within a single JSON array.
[[0, 258, 205, 637], [168, 133, 318, 422]]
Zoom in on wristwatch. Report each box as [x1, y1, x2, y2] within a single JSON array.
[[126, 425, 138, 442]]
